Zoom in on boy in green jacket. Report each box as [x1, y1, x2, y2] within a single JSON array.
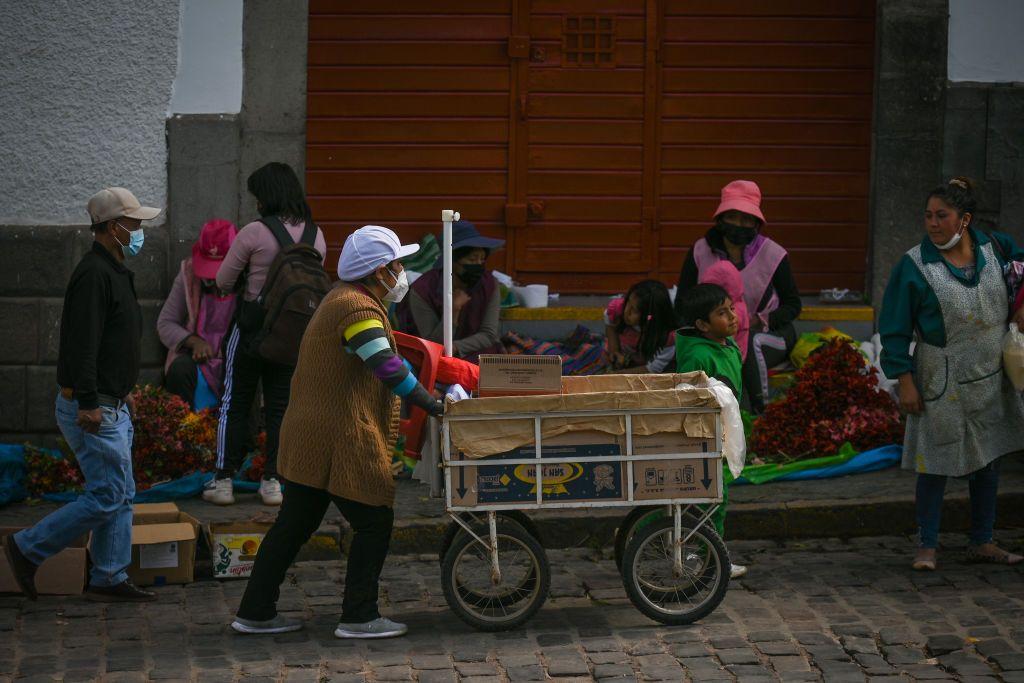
[[675, 283, 745, 578]]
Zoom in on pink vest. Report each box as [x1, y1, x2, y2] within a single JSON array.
[[693, 236, 787, 331], [163, 259, 237, 399]]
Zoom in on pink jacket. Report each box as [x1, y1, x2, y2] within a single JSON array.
[[699, 260, 750, 361]]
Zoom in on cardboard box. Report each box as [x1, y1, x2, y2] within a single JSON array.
[[630, 457, 721, 501], [624, 431, 712, 456], [451, 432, 626, 506], [0, 529, 87, 595], [128, 503, 201, 586], [207, 522, 273, 579], [478, 354, 562, 397]]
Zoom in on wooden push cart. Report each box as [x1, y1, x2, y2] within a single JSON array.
[[436, 402, 730, 632]]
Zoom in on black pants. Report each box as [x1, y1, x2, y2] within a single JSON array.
[[236, 479, 394, 624], [742, 322, 796, 414], [165, 354, 199, 409], [216, 325, 293, 479]]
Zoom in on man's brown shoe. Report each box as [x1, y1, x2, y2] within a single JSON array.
[[3, 534, 38, 600], [85, 580, 157, 602]]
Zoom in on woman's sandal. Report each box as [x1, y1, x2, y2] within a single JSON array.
[[965, 544, 1024, 565], [912, 548, 937, 571]]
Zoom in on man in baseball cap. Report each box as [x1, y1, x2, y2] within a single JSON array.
[[232, 224, 439, 639], [3, 187, 161, 603]]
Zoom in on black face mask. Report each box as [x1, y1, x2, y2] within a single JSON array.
[[459, 263, 485, 287], [717, 221, 757, 246]]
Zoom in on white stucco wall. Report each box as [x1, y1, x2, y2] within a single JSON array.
[[169, 0, 243, 115], [0, 1, 180, 225], [949, 0, 1024, 82]]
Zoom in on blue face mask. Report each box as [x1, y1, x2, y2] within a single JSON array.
[[115, 221, 145, 257]]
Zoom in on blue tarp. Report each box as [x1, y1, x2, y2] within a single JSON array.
[[0, 444, 29, 506], [732, 444, 902, 486]]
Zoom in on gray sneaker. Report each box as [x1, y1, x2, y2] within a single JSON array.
[[334, 617, 408, 639], [231, 614, 303, 634]]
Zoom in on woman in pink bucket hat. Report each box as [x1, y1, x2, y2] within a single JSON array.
[[157, 219, 239, 411], [674, 180, 802, 414]]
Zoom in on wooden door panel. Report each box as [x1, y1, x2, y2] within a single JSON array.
[[308, 66, 510, 92], [307, 145, 508, 170]]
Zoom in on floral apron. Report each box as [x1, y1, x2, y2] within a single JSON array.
[[903, 241, 1024, 476]]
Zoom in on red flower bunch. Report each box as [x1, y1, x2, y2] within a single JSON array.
[[130, 385, 218, 490], [23, 443, 84, 497], [751, 339, 903, 461]]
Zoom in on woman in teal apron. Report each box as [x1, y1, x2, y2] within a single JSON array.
[[880, 177, 1024, 571]]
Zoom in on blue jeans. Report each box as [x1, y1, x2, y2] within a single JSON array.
[[916, 459, 1000, 549], [15, 394, 135, 587]]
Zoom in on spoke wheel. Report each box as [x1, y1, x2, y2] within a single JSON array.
[[441, 519, 550, 632], [621, 517, 729, 625]]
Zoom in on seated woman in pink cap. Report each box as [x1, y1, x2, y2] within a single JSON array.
[[674, 180, 802, 414], [157, 219, 239, 410]]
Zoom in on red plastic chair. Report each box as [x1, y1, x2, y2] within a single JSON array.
[[393, 331, 441, 461]]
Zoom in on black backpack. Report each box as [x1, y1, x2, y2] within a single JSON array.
[[244, 216, 332, 366]]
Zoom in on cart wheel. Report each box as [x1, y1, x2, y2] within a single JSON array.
[[613, 506, 659, 570], [614, 507, 704, 571], [621, 517, 729, 625], [439, 512, 541, 564], [441, 518, 550, 632]]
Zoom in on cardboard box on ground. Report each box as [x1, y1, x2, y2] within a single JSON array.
[[0, 530, 87, 595], [128, 503, 201, 586], [206, 522, 273, 579]]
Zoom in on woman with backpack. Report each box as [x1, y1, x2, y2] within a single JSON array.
[[205, 162, 329, 506]]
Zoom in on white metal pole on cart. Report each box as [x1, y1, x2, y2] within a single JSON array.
[[440, 209, 459, 356], [432, 209, 459, 499]]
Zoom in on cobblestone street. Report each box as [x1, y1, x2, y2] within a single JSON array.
[[3, 532, 1024, 682]]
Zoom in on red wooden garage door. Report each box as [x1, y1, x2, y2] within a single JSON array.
[[306, 0, 514, 273], [307, 1, 874, 293], [655, 0, 875, 293]]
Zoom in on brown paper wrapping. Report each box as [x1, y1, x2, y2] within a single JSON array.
[[446, 372, 721, 459]]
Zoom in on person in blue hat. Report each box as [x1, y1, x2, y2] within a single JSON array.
[[397, 220, 505, 362]]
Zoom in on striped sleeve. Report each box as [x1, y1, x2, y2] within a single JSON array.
[[343, 319, 438, 413]]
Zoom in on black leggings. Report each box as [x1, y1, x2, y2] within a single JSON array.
[[236, 479, 394, 624], [742, 322, 796, 414]]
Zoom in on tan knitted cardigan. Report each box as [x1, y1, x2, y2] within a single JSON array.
[[277, 283, 401, 507]]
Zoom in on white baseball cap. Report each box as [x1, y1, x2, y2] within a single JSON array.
[[87, 187, 161, 224], [337, 225, 419, 281]]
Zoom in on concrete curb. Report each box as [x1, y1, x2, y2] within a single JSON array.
[[285, 489, 1024, 561]]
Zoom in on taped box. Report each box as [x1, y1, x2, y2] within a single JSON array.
[[128, 502, 201, 586], [207, 522, 273, 579], [0, 529, 87, 595]]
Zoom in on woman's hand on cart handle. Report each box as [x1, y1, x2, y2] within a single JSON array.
[[897, 373, 924, 415], [429, 399, 445, 418]]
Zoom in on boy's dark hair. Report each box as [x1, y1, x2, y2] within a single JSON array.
[[247, 162, 313, 223], [620, 279, 677, 361], [927, 176, 976, 225], [678, 283, 730, 329]]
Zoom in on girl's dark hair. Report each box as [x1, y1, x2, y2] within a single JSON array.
[[927, 176, 976, 224], [247, 162, 313, 223], [678, 284, 730, 329], [620, 279, 677, 361]]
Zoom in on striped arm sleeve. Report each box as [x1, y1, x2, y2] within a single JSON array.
[[344, 319, 438, 413]]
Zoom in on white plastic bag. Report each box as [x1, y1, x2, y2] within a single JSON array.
[[1004, 324, 1024, 391], [676, 378, 746, 478]]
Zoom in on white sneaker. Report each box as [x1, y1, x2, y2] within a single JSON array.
[[259, 478, 282, 506], [231, 614, 303, 634], [334, 617, 408, 639], [202, 477, 234, 505], [730, 563, 748, 579]]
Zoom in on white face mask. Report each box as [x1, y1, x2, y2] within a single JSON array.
[[381, 268, 409, 303], [936, 222, 966, 251]]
